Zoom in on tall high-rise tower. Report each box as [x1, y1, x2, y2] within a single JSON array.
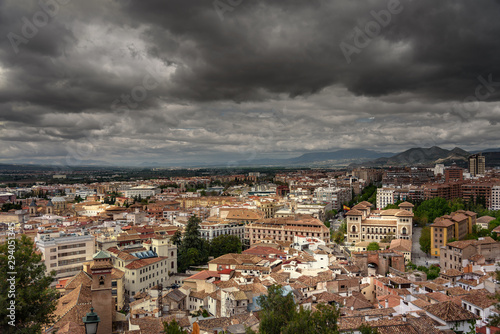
[[468, 153, 485, 176]]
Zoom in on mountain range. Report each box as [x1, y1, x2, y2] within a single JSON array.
[[2, 147, 500, 169]]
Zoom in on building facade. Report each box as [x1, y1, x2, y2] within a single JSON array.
[[36, 232, 95, 279], [346, 201, 414, 244], [429, 210, 477, 257], [245, 215, 330, 245], [468, 154, 486, 176]]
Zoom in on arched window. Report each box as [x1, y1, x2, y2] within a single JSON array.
[[99, 275, 105, 286], [352, 225, 356, 233], [402, 227, 407, 235]]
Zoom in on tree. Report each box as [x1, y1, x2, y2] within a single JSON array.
[[176, 215, 210, 272], [283, 303, 340, 334], [332, 230, 344, 244], [163, 319, 187, 334], [380, 232, 395, 243], [74, 195, 84, 203], [367, 242, 380, 251], [419, 226, 431, 254], [0, 235, 60, 333], [359, 324, 379, 334], [257, 285, 296, 334], [210, 234, 242, 258], [171, 230, 182, 247]]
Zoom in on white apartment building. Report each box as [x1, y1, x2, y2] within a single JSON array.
[[200, 221, 245, 242], [106, 237, 177, 297], [491, 185, 500, 210], [36, 232, 95, 279], [123, 185, 160, 198], [313, 187, 351, 210], [376, 188, 395, 209]]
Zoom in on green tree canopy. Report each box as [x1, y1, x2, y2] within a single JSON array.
[[367, 242, 380, 251], [419, 226, 431, 254], [359, 324, 380, 334], [176, 215, 210, 272], [210, 234, 242, 258], [0, 235, 60, 333], [257, 285, 297, 334], [257, 285, 375, 334], [163, 319, 187, 334]]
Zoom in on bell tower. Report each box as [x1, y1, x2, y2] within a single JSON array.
[[90, 251, 114, 334], [46, 200, 54, 215], [29, 199, 37, 216]]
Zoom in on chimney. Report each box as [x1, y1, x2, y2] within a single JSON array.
[[402, 313, 407, 322], [487, 327, 491, 334], [385, 299, 389, 309]]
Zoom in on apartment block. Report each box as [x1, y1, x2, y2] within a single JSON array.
[[200, 219, 245, 242], [376, 188, 395, 209], [245, 215, 330, 245], [492, 185, 500, 210], [469, 153, 486, 176], [105, 236, 177, 297], [440, 237, 500, 271], [36, 231, 95, 279], [429, 210, 477, 257], [313, 186, 352, 210]]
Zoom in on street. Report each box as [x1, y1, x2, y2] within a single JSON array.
[[411, 226, 440, 267]]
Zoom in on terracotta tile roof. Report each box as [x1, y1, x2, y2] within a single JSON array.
[[461, 291, 497, 309], [441, 268, 464, 277], [190, 290, 209, 300], [424, 300, 479, 322], [346, 209, 363, 216], [124, 256, 166, 270], [410, 298, 431, 308], [431, 218, 455, 227], [165, 289, 186, 302], [129, 316, 164, 333], [432, 277, 450, 285], [208, 253, 263, 266], [51, 284, 92, 329], [343, 295, 373, 310], [54, 321, 86, 334], [389, 239, 412, 252], [64, 271, 92, 290], [406, 314, 442, 334], [445, 286, 469, 296], [426, 291, 451, 303], [186, 270, 220, 280], [197, 317, 232, 331], [111, 267, 125, 279]]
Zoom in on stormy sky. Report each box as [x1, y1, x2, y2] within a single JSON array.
[[1, 0, 500, 167]]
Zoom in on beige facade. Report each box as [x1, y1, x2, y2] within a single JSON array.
[[245, 215, 330, 245], [346, 201, 413, 244], [440, 237, 500, 271], [430, 210, 477, 257], [36, 232, 95, 279], [106, 237, 177, 297]]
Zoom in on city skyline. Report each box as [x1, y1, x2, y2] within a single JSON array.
[[1, 1, 500, 166]]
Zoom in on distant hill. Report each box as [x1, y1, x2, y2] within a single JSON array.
[[350, 146, 471, 167], [234, 149, 394, 167]]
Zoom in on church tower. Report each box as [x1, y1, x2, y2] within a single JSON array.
[[29, 199, 37, 216], [46, 200, 54, 215], [90, 251, 114, 334]]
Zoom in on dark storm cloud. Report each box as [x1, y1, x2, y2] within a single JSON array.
[[119, 0, 500, 102]]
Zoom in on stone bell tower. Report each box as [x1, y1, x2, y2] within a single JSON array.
[[90, 251, 114, 334], [29, 199, 37, 216]]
